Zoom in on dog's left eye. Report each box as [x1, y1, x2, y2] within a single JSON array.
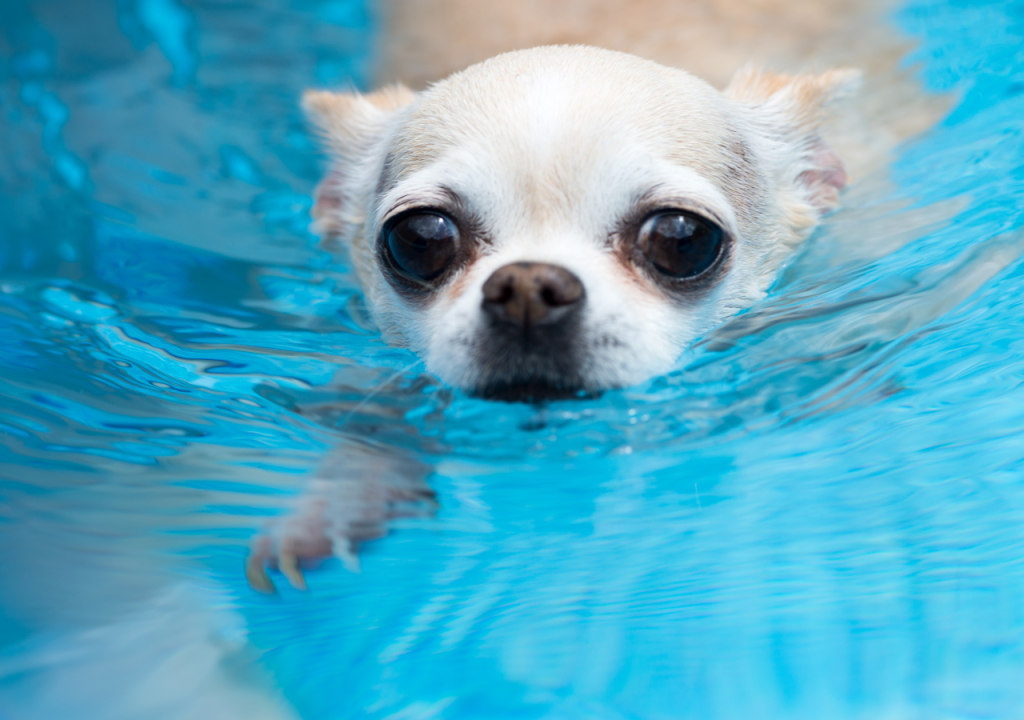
[[383, 211, 459, 283], [638, 211, 723, 279]]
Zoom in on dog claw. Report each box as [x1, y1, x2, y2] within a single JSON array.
[[329, 536, 361, 573], [245, 555, 277, 594], [279, 552, 308, 591]]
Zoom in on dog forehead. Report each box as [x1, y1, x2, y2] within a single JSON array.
[[387, 47, 745, 179]]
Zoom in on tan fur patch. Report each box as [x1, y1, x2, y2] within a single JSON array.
[[303, 84, 415, 150], [725, 66, 861, 130]]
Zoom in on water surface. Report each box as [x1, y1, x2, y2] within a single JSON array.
[[1, 1, 1024, 718]]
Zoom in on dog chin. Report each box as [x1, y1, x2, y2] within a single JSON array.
[[444, 331, 656, 403]]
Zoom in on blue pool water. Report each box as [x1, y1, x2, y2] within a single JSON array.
[[2, 1, 1024, 718]]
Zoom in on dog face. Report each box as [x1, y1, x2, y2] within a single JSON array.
[[305, 46, 856, 401]]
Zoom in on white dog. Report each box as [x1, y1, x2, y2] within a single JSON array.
[[305, 46, 857, 401]]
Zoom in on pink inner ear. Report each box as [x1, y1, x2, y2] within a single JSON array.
[[314, 169, 344, 213], [798, 140, 847, 214], [312, 169, 346, 236]]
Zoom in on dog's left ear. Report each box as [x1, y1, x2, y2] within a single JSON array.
[[726, 66, 861, 217], [303, 84, 416, 237]]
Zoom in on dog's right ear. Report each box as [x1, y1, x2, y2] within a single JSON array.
[[303, 85, 415, 237]]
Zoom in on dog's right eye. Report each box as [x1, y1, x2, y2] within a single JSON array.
[[383, 211, 459, 284]]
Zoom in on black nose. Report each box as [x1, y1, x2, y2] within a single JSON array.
[[481, 262, 584, 329]]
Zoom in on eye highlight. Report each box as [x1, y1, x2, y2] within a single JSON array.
[[383, 211, 459, 284], [637, 211, 724, 279]]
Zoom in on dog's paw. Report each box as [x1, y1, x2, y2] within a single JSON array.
[[245, 492, 336, 593], [246, 451, 435, 593]]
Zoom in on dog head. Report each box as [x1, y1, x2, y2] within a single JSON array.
[[305, 46, 857, 401]]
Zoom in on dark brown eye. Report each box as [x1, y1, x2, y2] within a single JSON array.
[[383, 211, 459, 283], [638, 211, 723, 279]]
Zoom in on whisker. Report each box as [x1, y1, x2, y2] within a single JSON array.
[[338, 357, 426, 431]]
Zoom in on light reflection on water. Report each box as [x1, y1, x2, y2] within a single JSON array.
[[2, 0, 1024, 718]]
